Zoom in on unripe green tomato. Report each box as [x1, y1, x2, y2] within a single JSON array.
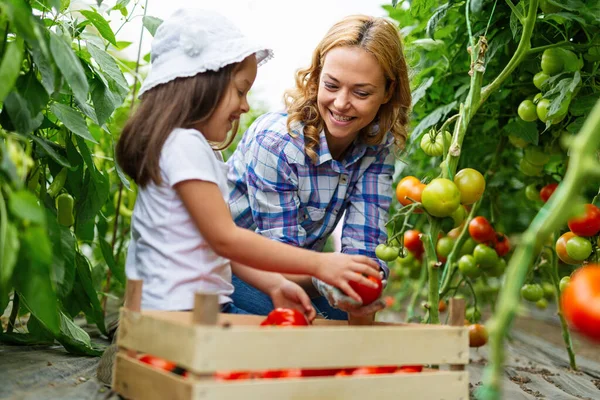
[[460, 238, 477, 256], [375, 244, 399, 262], [565, 236, 592, 261], [488, 258, 506, 278], [450, 205, 467, 228], [525, 184, 541, 201], [559, 276, 570, 292], [533, 93, 543, 104], [558, 48, 583, 72], [541, 281, 555, 300], [458, 254, 480, 278], [536, 297, 549, 310], [453, 168, 486, 205], [541, 48, 564, 76], [465, 307, 482, 323], [537, 98, 569, 124], [436, 236, 455, 260], [420, 129, 452, 157], [533, 71, 550, 90], [518, 100, 538, 122], [519, 158, 544, 177], [508, 134, 528, 148], [421, 178, 462, 218], [55, 193, 75, 227], [473, 243, 499, 269], [521, 283, 544, 302], [524, 146, 550, 166]]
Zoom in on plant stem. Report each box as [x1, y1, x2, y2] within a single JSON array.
[[406, 261, 427, 321], [424, 220, 441, 324], [479, 99, 600, 400], [7, 292, 19, 333]]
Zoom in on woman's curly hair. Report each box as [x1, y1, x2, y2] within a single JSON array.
[[284, 15, 411, 163]]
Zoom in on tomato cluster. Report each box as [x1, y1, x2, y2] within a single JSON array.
[[555, 204, 600, 265]]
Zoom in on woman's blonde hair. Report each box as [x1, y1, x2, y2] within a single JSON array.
[[284, 15, 411, 163]]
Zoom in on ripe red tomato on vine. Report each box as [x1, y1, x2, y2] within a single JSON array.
[[404, 229, 424, 258], [539, 183, 558, 203], [567, 204, 600, 237], [561, 265, 600, 342], [468, 216, 496, 243]]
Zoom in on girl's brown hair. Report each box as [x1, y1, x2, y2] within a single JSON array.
[[284, 15, 411, 163], [116, 63, 239, 187]]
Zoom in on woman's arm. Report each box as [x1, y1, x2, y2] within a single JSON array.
[[175, 180, 379, 302]]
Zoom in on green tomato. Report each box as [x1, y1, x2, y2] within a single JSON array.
[[458, 254, 480, 278], [533, 71, 550, 90], [533, 93, 543, 104], [525, 184, 541, 201], [436, 236, 455, 260], [559, 276, 570, 292], [518, 100, 538, 122], [460, 237, 477, 256], [558, 48, 583, 72], [375, 244, 399, 262], [465, 307, 482, 323], [508, 134, 529, 148], [473, 243, 499, 269], [521, 283, 544, 302], [487, 258, 506, 278], [450, 205, 467, 228], [420, 129, 452, 157], [541, 48, 564, 76], [519, 158, 544, 177], [537, 98, 569, 124], [565, 236, 592, 261], [536, 298, 549, 310], [542, 281, 555, 300], [421, 178, 462, 218], [453, 168, 485, 205], [524, 146, 550, 166]]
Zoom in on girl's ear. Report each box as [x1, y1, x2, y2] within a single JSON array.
[[383, 81, 396, 104]]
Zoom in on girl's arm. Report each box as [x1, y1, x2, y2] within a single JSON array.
[[231, 262, 316, 321], [175, 180, 379, 302]]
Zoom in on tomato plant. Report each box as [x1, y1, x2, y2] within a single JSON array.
[[348, 276, 383, 306], [561, 265, 600, 342], [260, 308, 309, 326]]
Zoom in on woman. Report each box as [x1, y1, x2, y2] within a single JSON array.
[[227, 14, 411, 319]]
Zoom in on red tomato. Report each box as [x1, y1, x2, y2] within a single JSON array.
[[561, 265, 600, 342], [260, 308, 309, 326], [397, 365, 423, 373], [349, 276, 383, 306], [334, 368, 355, 377], [300, 368, 342, 377], [138, 355, 177, 372], [438, 299, 447, 313], [568, 204, 600, 237], [351, 366, 392, 375], [468, 216, 496, 243], [555, 232, 580, 265], [404, 229, 424, 258], [539, 183, 558, 203], [494, 233, 511, 257], [214, 370, 253, 381], [259, 369, 302, 379], [396, 176, 426, 212], [468, 323, 489, 348]]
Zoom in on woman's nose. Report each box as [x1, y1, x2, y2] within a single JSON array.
[[333, 91, 351, 110]]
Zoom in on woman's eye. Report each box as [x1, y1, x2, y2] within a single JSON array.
[[324, 82, 337, 90], [355, 91, 369, 98]]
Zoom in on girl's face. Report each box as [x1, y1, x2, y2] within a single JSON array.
[[317, 46, 390, 159], [197, 55, 258, 142]]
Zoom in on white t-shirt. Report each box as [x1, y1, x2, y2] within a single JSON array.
[[125, 128, 234, 310]]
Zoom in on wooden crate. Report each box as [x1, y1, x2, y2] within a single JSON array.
[[113, 281, 469, 400]]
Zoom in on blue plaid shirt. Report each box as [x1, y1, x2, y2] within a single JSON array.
[[227, 112, 395, 277]]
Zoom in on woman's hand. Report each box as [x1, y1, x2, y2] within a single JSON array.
[[315, 253, 381, 303], [269, 279, 316, 322]]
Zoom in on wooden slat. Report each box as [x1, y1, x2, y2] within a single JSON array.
[[113, 353, 193, 400], [190, 371, 469, 400], [118, 310, 469, 372]]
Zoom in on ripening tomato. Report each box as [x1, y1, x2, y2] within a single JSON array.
[[404, 229, 424, 258], [438, 300, 447, 313], [396, 176, 426, 209], [567, 204, 600, 237], [453, 168, 486, 205], [349, 276, 383, 306], [561, 265, 600, 342], [436, 236, 455, 262], [494, 233, 511, 257], [468, 324, 489, 348], [260, 308, 310, 326], [468, 216, 496, 243], [555, 232, 581, 265], [539, 183, 558, 203], [421, 178, 461, 217]]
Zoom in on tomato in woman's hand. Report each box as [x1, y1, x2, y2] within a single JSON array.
[[396, 176, 426, 209], [494, 233, 511, 257], [260, 308, 309, 326], [566, 236, 592, 261], [421, 178, 461, 217], [561, 265, 600, 342], [539, 183, 558, 203], [348, 275, 383, 306], [521, 284, 544, 302], [567, 204, 600, 237], [453, 168, 486, 205], [556, 232, 581, 265], [404, 229, 424, 258], [468, 216, 495, 243], [468, 323, 488, 348]]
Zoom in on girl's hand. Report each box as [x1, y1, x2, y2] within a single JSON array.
[[315, 253, 381, 303], [311, 277, 386, 315], [269, 279, 316, 322]]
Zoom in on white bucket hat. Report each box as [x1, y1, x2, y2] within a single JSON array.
[[138, 8, 273, 97]]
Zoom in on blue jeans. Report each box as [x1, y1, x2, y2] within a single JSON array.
[[231, 274, 348, 320], [220, 301, 252, 314]]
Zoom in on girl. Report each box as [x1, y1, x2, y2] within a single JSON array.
[[116, 9, 380, 317], [227, 14, 412, 319]]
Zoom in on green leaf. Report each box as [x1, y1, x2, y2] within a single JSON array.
[[1, 0, 36, 43], [0, 39, 24, 103], [76, 168, 109, 223], [9, 190, 46, 226], [115, 40, 132, 49], [29, 134, 73, 169], [49, 31, 89, 105], [0, 223, 19, 289], [569, 94, 599, 116], [546, 72, 581, 118], [566, 117, 585, 134], [79, 10, 117, 46], [75, 135, 98, 175], [410, 0, 436, 17], [504, 119, 539, 145], [18, 74, 50, 117], [86, 42, 128, 94], [412, 101, 457, 139], [91, 78, 121, 126], [142, 16, 163, 36], [411, 77, 434, 106], [50, 103, 98, 144], [48, 215, 76, 298], [56, 309, 103, 356], [4, 92, 43, 134], [99, 238, 125, 285], [29, 45, 57, 95], [426, 3, 452, 39], [75, 252, 107, 335]]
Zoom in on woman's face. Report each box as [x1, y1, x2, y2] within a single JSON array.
[[197, 55, 258, 142], [317, 46, 390, 159]]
